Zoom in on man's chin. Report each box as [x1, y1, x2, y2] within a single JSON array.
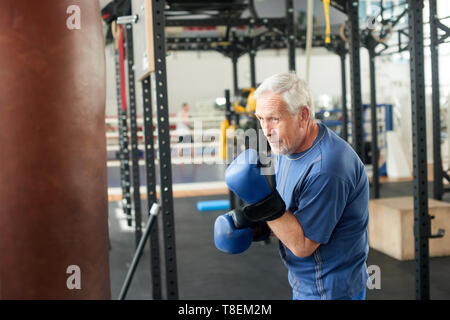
[[269, 144, 289, 155]]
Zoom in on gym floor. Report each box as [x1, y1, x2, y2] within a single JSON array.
[[108, 179, 450, 300]]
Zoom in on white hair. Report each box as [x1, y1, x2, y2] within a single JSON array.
[[254, 72, 315, 121]]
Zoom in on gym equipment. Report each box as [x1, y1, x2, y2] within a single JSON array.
[[112, 21, 133, 227], [0, 0, 110, 299], [233, 88, 256, 114], [119, 203, 161, 300], [197, 200, 230, 212], [118, 16, 143, 246]]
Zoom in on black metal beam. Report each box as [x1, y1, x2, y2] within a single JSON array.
[[347, 1, 364, 160], [408, 0, 431, 300], [430, 0, 443, 200], [165, 17, 286, 27], [339, 51, 348, 142], [286, 0, 296, 71], [152, 0, 179, 300], [360, 29, 381, 198], [141, 75, 162, 300], [165, 34, 341, 56], [249, 40, 256, 88], [114, 46, 132, 227], [125, 24, 143, 246], [232, 31, 239, 96], [368, 42, 380, 199], [225, 89, 237, 210], [327, 39, 348, 142], [166, 37, 231, 44], [166, 0, 247, 13]]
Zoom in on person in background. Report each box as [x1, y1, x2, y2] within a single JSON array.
[[176, 102, 194, 159]]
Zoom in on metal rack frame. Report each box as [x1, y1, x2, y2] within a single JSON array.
[[124, 23, 143, 246]]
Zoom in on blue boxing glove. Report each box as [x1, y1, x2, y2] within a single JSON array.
[[225, 149, 286, 222], [214, 208, 271, 254]]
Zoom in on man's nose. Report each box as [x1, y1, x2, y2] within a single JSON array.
[[260, 122, 271, 137]]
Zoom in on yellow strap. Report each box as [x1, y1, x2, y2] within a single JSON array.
[[323, 0, 331, 44], [219, 119, 230, 160]]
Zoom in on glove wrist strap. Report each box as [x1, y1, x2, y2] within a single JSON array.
[[243, 190, 286, 222]]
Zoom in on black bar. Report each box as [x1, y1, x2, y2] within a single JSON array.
[[118, 205, 159, 300], [340, 51, 348, 141], [408, 0, 431, 300], [114, 48, 132, 226], [142, 75, 162, 300], [286, 0, 296, 71], [231, 31, 239, 96], [152, 0, 179, 300], [166, 34, 341, 55], [166, 37, 229, 44], [430, 0, 443, 200], [166, 34, 338, 45], [347, 1, 364, 160], [368, 45, 380, 198], [249, 43, 256, 88], [225, 89, 232, 123], [125, 24, 143, 246], [225, 89, 236, 210], [232, 54, 239, 95], [231, 39, 241, 127], [165, 17, 286, 27]]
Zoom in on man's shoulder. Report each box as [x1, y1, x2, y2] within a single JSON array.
[[318, 128, 364, 175]]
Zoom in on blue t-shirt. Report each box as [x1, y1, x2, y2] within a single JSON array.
[[275, 122, 369, 300]]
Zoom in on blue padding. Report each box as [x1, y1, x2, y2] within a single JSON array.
[[197, 200, 230, 212]]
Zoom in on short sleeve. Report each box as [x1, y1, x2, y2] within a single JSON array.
[[294, 173, 350, 244]]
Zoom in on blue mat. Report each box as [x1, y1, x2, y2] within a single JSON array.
[[197, 200, 230, 212]]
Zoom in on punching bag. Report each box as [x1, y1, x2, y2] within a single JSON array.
[[0, 1, 110, 299]]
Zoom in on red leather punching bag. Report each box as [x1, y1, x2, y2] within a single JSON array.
[[0, 1, 111, 299]]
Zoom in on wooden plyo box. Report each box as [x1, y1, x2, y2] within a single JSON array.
[[368, 197, 450, 260]]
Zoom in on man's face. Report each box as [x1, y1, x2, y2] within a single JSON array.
[[255, 92, 307, 155]]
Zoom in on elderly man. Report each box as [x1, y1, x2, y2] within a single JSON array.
[[215, 72, 369, 300]]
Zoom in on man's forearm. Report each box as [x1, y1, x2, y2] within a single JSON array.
[[267, 211, 319, 258]]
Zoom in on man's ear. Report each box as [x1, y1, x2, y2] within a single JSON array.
[[298, 106, 310, 124]]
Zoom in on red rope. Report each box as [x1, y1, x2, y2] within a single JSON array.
[[118, 25, 127, 112]]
